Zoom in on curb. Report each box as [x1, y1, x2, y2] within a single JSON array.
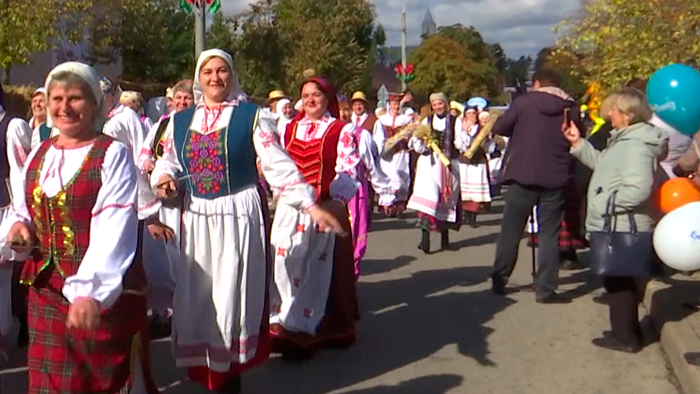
[[644, 279, 700, 394]]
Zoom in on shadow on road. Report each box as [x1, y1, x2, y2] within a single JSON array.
[[236, 266, 514, 394], [361, 255, 416, 277], [339, 374, 463, 394]]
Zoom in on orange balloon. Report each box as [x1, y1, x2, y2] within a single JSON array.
[[659, 177, 700, 214]]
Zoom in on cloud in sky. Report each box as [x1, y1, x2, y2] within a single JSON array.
[[220, 0, 582, 58]]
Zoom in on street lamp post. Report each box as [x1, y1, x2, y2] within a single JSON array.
[[180, 0, 222, 58]]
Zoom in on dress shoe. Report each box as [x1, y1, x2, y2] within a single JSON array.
[[683, 299, 700, 310], [536, 293, 572, 304], [592, 336, 641, 354], [592, 294, 608, 305]]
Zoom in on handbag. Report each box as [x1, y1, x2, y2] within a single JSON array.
[[589, 191, 654, 277]]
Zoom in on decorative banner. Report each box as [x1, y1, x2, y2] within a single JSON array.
[[394, 63, 415, 83], [180, 0, 221, 13]]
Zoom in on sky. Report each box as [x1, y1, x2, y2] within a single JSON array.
[[220, 0, 582, 58]]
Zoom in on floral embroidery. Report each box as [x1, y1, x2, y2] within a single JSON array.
[[184, 130, 226, 195], [258, 129, 278, 148]]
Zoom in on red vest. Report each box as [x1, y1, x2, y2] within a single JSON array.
[[285, 119, 346, 201], [20, 135, 145, 294]]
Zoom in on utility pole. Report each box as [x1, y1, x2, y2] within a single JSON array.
[[194, 2, 207, 58], [400, 2, 407, 92]]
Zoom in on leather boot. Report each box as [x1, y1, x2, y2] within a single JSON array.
[[418, 230, 430, 254], [441, 230, 450, 250]]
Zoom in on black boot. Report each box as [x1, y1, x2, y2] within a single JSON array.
[[469, 213, 480, 228], [441, 230, 450, 250], [214, 375, 241, 394], [418, 230, 430, 254]]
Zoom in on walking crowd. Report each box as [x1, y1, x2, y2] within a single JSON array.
[[0, 48, 699, 393]]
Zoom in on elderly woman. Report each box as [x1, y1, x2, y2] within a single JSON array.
[[152, 49, 341, 393], [564, 87, 668, 353], [408, 92, 461, 253], [0, 63, 155, 392], [270, 77, 387, 358], [457, 107, 493, 227]]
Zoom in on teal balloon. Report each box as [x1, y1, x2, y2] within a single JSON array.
[[647, 64, 700, 136]]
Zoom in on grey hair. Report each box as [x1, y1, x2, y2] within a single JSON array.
[[602, 87, 653, 125]]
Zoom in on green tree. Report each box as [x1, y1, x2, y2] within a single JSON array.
[[409, 34, 492, 100], [556, 0, 700, 90], [231, 0, 286, 97], [89, 0, 194, 84], [274, 0, 377, 94], [207, 12, 235, 52], [0, 0, 93, 83]]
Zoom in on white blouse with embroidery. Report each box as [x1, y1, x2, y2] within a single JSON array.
[[0, 141, 138, 309], [151, 98, 317, 211]]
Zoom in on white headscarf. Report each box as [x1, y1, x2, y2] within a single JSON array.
[[44, 62, 106, 131], [294, 99, 303, 111], [193, 49, 245, 103], [276, 98, 291, 118]]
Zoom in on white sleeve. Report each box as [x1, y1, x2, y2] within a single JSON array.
[[62, 143, 138, 308], [330, 123, 361, 202], [360, 131, 396, 205], [410, 136, 428, 154], [0, 122, 34, 262], [373, 121, 386, 156], [30, 125, 41, 150], [254, 111, 316, 211], [150, 119, 183, 190], [137, 120, 160, 171], [102, 111, 146, 167]]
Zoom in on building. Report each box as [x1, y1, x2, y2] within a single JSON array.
[[4, 38, 122, 87], [421, 9, 436, 38]]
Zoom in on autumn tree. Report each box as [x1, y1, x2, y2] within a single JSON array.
[[0, 0, 93, 83], [409, 34, 493, 100], [556, 0, 700, 90]]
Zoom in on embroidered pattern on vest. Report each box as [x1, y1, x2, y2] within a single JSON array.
[[184, 129, 227, 195]]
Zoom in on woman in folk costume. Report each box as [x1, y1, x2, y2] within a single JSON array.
[[458, 107, 493, 227], [343, 99, 395, 280], [378, 93, 413, 216], [151, 49, 341, 393], [0, 83, 32, 352], [408, 93, 462, 253], [0, 62, 157, 393], [270, 77, 377, 358], [102, 79, 148, 164]]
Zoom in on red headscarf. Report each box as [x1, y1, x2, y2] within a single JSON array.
[[296, 77, 339, 120]]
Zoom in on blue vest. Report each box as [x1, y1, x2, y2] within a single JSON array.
[[38, 123, 51, 143], [172, 103, 259, 200]]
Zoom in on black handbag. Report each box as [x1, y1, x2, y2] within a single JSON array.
[[588, 191, 654, 277]]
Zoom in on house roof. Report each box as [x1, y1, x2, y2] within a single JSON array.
[[371, 64, 402, 94]]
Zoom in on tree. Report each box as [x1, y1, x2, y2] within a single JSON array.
[[408, 34, 493, 100], [231, 0, 286, 97], [556, 0, 700, 90], [274, 0, 377, 93], [207, 12, 235, 52], [89, 0, 194, 84], [0, 0, 93, 83]]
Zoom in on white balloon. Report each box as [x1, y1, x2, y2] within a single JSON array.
[[654, 202, 700, 271]]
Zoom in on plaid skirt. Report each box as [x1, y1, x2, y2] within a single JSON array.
[[527, 180, 587, 251], [27, 269, 149, 393], [417, 209, 462, 233]]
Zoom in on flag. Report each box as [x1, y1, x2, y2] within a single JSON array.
[[180, 0, 192, 13], [208, 0, 221, 13]]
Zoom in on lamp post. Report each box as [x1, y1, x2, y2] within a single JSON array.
[[180, 0, 222, 58]]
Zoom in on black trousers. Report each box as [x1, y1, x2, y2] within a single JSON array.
[[491, 183, 564, 298], [603, 276, 642, 345]]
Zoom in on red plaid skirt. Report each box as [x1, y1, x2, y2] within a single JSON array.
[[528, 180, 587, 251], [27, 271, 149, 393]]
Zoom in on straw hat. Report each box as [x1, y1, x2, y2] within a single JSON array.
[[268, 90, 287, 102], [351, 91, 368, 103]]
